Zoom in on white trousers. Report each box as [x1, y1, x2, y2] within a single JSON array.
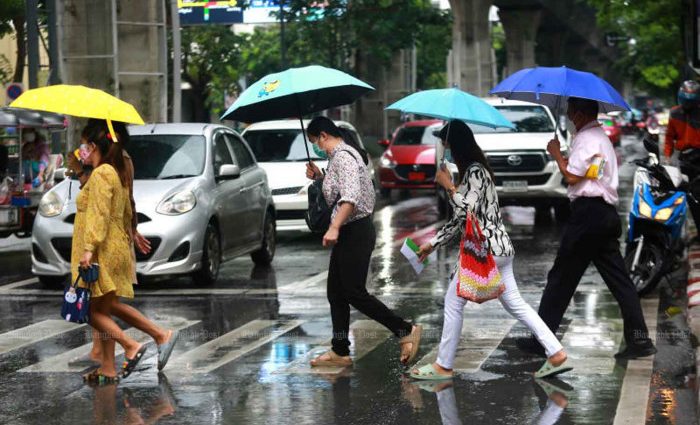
[[436, 256, 563, 369]]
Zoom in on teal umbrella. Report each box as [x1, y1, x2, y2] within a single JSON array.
[[385, 87, 514, 129], [221, 65, 374, 160]]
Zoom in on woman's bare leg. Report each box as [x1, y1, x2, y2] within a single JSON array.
[[89, 292, 142, 375], [111, 301, 171, 345]]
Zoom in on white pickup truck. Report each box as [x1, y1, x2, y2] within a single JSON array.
[[436, 99, 570, 221]]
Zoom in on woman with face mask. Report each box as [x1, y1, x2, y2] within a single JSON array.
[[304, 116, 422, 368], [410, 120, 570, 380]]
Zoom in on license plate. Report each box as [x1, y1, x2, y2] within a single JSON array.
[[408, 172, 426, 181], [0, 208, 18, 226], [502, 180, 528, 192]]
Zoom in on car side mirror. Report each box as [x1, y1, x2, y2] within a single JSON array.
[[54, 168, 66, 182], [377, 139, 390, 147], [217, 164, 241, 181]]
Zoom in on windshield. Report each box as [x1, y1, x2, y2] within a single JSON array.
[[244, 129, 325, 162], [129, 135, 206, 179], [469, 105, 555, 134], [393, 126, 439, 145]]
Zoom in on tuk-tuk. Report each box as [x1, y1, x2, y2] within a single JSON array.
[[0, 107, 67, 238]]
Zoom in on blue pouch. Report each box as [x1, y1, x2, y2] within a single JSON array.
[[61, 265, 98, 324]]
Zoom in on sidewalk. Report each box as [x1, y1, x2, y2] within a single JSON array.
[[684, 223, 700, 422]]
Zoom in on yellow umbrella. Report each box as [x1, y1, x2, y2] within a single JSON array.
[[10, 84, 145, 142]]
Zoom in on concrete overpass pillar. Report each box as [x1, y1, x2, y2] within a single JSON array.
[[448, 0, 495, 96], [498, 7, 541, 75]]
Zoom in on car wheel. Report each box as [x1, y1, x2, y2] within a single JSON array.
[[251, 213, 276, 266], [553, 201, 571, 223], [534, 205, 552, 225], [193, 223, 220, 285], [38, 275, 66, 289], [380, 188, 391, 198]]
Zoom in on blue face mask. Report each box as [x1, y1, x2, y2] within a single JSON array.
[[443, 148, 453, 163], [312, 143, 327, 159]]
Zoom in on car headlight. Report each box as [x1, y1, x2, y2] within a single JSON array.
[[380, 155, 396, 168], [157, 190, 196, 215], [39, 191, 64, 217], [654, 207, 673, 221], [638, 200, 652, 218]]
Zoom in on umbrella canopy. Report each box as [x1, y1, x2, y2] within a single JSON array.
[[489, 66, 630, 113], [10, 84, 145, 125], [221, 65, 374, 122], [385, 87, 514, 129]]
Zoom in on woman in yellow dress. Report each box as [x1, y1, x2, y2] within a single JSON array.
[[72, 124, 146, 384]]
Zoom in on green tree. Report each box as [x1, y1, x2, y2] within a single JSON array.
[[586, 0, 684, 97]]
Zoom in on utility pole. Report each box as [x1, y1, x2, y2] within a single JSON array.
[[25, 0, 40, 89], [279, 0, 286, 69], [170, 0, 182, 122], [46, 0, 60, 85]]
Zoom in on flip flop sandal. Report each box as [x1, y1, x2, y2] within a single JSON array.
[[121, 345, 148, 379], [86, 373, 120, 386], [82, 368, 101, 382], [409, 364, 453, 381], [309, 350, 353, 368], [534, 360, 573, 379], [157, 330, 180, 371], [414, 380, 454, 393], [399, 325, 423, 366]]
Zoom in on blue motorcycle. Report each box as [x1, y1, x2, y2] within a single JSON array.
[[625, 138, 692, 296]]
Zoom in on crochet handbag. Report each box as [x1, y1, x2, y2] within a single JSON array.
[[457, 213, 504, 303]]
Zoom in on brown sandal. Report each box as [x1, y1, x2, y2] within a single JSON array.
[[310, 350, 353, 368], [399, 325, 423, 365]]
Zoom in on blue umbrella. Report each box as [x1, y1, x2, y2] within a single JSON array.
[[221, 65, 374, 123], [385, 87, 514, 129], [489, 66, 630, 113]]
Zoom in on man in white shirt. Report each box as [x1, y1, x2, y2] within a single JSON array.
[[519, 97, 655, 359]]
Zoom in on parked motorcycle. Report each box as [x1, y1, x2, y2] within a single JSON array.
[[625, 138, 691, 296]]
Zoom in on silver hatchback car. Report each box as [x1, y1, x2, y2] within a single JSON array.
[[31, 123, 276, 286]]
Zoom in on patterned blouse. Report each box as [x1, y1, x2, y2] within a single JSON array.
[[322, 142, 375, 224], [429, 162, 515, 257]]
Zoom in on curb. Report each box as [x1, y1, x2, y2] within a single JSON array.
[[685, 224, 700, 421]]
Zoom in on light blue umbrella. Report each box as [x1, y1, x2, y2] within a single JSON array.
[[221, 65, 374, 123], [385, 87, 514, 129], [489, 66, 630, 113]]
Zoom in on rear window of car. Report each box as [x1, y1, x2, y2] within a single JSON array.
[[393, 126, 439, 145], [468, 105, 555, 133]]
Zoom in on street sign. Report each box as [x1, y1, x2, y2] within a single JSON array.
[[5, 83, 23, 105], [177, 0, 243, 25], [243, 0, 282, 24]]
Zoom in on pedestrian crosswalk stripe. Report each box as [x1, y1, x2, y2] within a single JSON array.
[[274, 319, 393, 375], [560, 317, 624, 374], [0, 277, 38, 292], [413, 318, 517, 373], [613, 297, 659, 425], [0, 320, 85, 357], [19, 317, 200, 373], [168, 319, 304, 374]]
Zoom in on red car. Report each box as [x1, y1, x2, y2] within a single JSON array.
[[378, 120, 442, 197], [598, 114, 622, 146]]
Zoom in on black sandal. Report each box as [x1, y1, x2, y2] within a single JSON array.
[[86, 373, 120, 386], [121, 345, 148, 379]]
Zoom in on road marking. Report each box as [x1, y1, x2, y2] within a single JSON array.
[[0, 320, 85, 356], [0, 277, 38, 291], [19, 317, 200, 373], [612, 297, 659, 425], [560, 317, 625, 375], [413, 317, 516, 374], [275, 319, 392, 375], [168, 319, 304, 374]]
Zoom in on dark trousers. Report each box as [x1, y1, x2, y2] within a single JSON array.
[[538, 197, 652, 346], [328, 217, 412, 356]]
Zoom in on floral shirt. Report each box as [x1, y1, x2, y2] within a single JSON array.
[[322, 142, 375, 224], [430, 162, 515, 257]]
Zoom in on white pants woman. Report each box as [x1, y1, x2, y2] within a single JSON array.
[[437, 256, 562, 369]]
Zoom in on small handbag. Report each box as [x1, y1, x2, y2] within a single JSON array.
[[60, 264, 99, 324], [457, 213, 504, 303]]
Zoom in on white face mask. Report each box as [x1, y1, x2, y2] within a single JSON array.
[[24, 132, 36, 142]]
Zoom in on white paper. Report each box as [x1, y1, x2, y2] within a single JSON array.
[[400, 238, 437, 275]]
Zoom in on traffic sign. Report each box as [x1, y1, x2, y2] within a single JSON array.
[[5, 83, 23, 105]]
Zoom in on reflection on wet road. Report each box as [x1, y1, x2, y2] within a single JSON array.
[[0, 137, 695, 424]]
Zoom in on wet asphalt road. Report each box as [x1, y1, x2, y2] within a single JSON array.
[[0, 136, 697, 425]]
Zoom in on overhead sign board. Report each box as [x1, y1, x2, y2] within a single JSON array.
[[178, 0, 243, 25], [243, 0, 281, 24]]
